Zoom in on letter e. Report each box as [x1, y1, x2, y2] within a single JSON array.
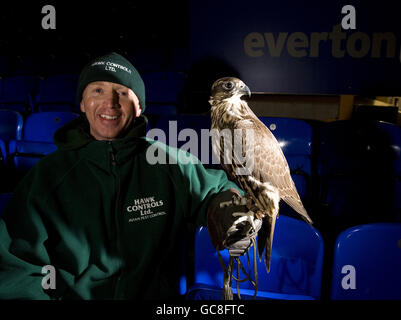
[[244, 32, 265, 57], [41, 5, 56, 30], [341, 5, 356, 30]]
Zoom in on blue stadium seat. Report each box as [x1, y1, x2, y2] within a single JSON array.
[[187, 215, 324, 300], [375, 121, 401, 174], [23, 111, 79, 142], [8, 140, 58, 179], [0, 110, 23, 142], [0, 139, 7, 190], [330, 223, 401, 300], [0, 75, 42, 113], [0, 138, 7, 162], [35, 74, 79, 112], [8, 112, 78, 180], [0, 192, 12, 217], [142, 71, 185, 104], [36, 103, 79, 113]]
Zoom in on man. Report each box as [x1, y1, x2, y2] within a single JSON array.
[[0, 52, 258, 299]]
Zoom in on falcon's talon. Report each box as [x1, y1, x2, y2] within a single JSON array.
[[255, 211, 264, 220], [231, 194, 246, 206]]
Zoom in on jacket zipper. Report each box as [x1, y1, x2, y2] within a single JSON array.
[[108, 142, 124, 299]]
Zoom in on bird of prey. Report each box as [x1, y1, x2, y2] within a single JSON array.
[[209, 77, 313, 273]]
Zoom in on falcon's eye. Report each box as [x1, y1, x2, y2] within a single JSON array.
[[223, 82, 234, 90]]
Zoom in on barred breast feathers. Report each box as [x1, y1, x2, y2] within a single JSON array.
[[210, 96, 255, 129]]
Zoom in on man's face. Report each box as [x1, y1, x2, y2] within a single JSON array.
[[80, 81, 141, 141]]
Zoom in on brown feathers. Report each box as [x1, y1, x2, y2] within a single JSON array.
[[210, 77, 312, 272]]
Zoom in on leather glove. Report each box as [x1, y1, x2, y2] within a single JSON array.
[[207, 188, 262, 257]]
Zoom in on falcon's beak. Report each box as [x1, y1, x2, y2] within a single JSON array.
[[240, 85, 251, 99]]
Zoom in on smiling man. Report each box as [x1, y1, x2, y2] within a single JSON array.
[[80, 81, 141, 140], [76, 53, 146, 141], [0, 52, 260, 300]]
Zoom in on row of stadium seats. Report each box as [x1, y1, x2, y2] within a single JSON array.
[[187, 218, 401, 300], [0, 110, 79, 185], [0, 193, 399, 300], [0, 72, 185, 115]]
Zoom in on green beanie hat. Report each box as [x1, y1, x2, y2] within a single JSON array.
[[77, 52, 146, 113]]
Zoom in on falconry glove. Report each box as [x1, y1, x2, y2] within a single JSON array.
[[207, 189, 262, 256], [207, 188, 262, 300]]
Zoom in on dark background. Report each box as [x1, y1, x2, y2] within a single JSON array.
[[0, 1, 189, 75]]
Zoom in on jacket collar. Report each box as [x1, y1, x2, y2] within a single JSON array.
[[54, 114, 149, 167]]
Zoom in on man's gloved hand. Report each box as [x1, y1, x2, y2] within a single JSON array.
[[207, 188, 262, 257]]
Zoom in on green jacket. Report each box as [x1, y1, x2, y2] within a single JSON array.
[[0, 115, 238, 300]]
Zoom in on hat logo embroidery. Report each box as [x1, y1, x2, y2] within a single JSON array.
[[91, 60, 132, 74]]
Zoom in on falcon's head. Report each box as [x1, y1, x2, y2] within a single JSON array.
[[210, 77, 251, 102]]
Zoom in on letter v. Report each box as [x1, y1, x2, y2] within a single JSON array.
[[264, 32, 288, 57]]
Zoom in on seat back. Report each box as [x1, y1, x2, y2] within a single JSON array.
[[0, 138, 6, 163], [192, 215, 324, 299], [1, 75, 41, 103], [8, 140, 58, 179], [7, 112, 77, 181], [0, 75, 41, 113], [331, 223, 401, 300], [36, 103, 78, 113], [0, 139, 7, 191], [375, 121, 401, 174], [0, 110, 23, 141], [23, 111, 79, 142]]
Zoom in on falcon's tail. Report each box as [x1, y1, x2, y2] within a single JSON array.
[[257, 211, 278, 274], [282, 196, 313, 225]]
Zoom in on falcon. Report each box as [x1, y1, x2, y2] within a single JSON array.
[[209, 77, 313, 273]]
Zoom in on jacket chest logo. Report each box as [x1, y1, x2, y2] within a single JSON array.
[[126, 196, 166, 223]]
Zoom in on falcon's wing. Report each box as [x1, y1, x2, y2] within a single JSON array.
[[233, 118, 312, 224]]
